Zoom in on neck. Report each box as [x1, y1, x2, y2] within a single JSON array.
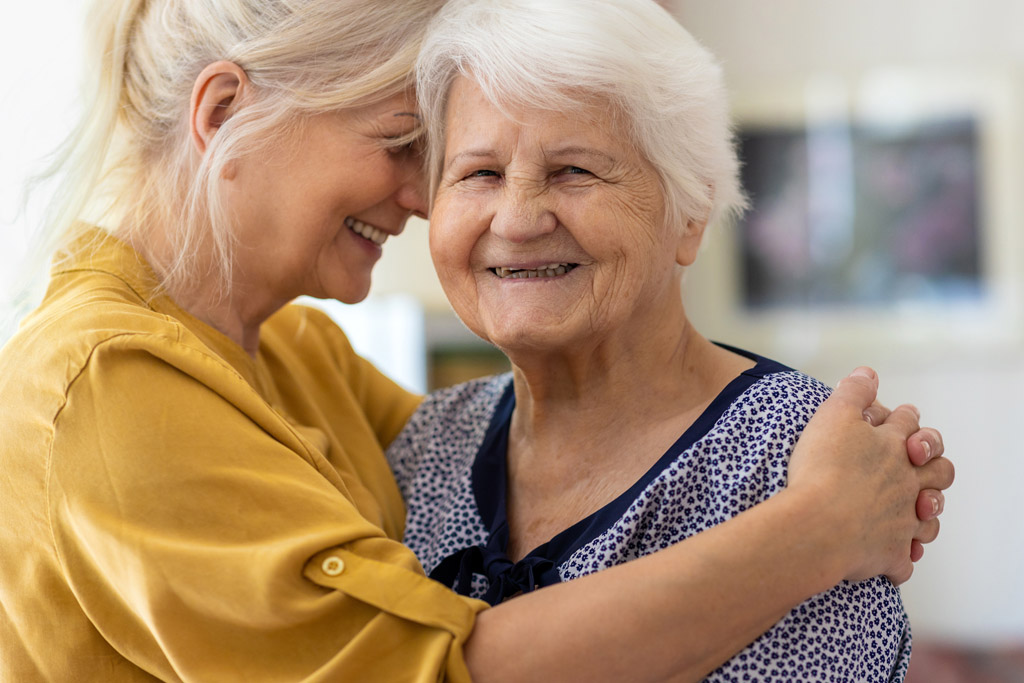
[[504, 289, 757, 465], [507, 313, 711, 453], [500, 303, 755, 560], [175, 287, 273, 357], [129, 227, 280, 357]]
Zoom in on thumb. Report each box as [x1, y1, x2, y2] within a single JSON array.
[[826, 367, 879, 417]]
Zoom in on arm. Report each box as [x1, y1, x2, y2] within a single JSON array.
[[53, 343, 945, 682], [465, 367, 952, 683], [49, 339, 484, 682], [265, 305, 424, 448]]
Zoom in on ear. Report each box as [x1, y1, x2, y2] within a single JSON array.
[[675, 215, 708, 267], [189, 61, 249, 156]]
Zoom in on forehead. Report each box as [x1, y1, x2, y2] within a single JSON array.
[[349, 90, 420, 122], [443, 76, 629, 154]]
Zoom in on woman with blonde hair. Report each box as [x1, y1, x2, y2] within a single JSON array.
[[0, 0, 951, 681]]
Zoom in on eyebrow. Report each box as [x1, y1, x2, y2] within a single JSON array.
[[446, 146, 616, 167], [544, 146, 616, 164], [393, 112, 423, 122], [447, 149, 496, 166]]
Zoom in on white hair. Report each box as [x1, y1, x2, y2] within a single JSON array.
[[11, 0, 443, 321], [416, 0, 746, 234]]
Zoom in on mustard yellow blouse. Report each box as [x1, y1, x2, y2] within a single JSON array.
[[0, 229, 487, 682]]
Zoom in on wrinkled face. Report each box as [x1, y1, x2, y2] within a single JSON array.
[[429, 76, 698, 355], [226, 92, 426, 306]]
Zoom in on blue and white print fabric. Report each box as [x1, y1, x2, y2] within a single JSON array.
[[386, 350, 911, 682]]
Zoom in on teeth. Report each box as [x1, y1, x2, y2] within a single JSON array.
[[345, 217, 388, 245], [493, 263, 576, 279]]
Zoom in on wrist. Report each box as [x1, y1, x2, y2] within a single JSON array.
[[769, 486, 852, 590]]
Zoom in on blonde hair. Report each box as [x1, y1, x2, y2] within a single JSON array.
[[416, 0, 747, 234], [16, 0, 442, 314]]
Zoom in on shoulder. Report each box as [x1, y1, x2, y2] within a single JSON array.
[[690, 367, 833, 484], [2, 271, 225, 402], [639, 367, 833, 524], [262, 304, 358, 370], [386, 373, 511, 484], [399, 373, 512, 443], [719, 366, 833, 435]]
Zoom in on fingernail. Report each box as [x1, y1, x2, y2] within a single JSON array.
[[921, 439, 931, 462], [863, 411, 874, 425], [851, 367, 875, 379], [930, 495, 940, 516]]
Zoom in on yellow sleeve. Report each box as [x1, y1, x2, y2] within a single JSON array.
[[47, 334, 485, 682], [269, 305, 423, 449]]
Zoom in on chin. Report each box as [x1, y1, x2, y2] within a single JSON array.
[[322, 280, 372, 305], [482, 318, 577, 357]]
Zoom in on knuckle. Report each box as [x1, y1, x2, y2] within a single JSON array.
[[917, 518, 940, 544], [935, 458, 955, 486], [894, 404, 921, 427], [925, 428, 944, 455], [891, 562, 913, 586]]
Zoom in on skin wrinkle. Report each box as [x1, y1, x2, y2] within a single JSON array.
[[161, 82, 427, 356], [438, 92, 674, 365], [428, 75, 760, 560]]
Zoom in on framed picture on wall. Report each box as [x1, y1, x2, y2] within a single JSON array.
[[738, 116, 982, 309], [685, 69, 1023, 356]]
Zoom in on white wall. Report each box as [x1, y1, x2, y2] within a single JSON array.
[[0, 1, 85, 338], [0, 5, 85, 248]]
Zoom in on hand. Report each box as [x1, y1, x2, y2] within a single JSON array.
[[787, 367, 954, 586], [854, 391, 948, 563]]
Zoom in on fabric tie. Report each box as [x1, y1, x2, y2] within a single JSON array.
[[429, 545, 558, 605]]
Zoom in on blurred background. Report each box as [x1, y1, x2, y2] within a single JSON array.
[[2, 1, 1021, 680]]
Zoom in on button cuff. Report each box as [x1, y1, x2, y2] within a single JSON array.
[[321, 556, 345, 576]]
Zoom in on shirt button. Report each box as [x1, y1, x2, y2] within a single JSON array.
[[321, 556, 345, 576]]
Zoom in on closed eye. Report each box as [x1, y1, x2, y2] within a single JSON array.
[[386, 142, 416, 156], [465, 169, 500, 179], [384, 137, 420, 156]]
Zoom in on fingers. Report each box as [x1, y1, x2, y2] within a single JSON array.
[[879, 403, 921, 438], [916, 489, 945, 521], [862, 400, 891, 427], [917, 456, 955, 493], [831, 367, 880, 415], [910, 540, 925, 563], [915, 517, 940, 545], [908, 427, 943, 466], [885, 559, 914, 587]]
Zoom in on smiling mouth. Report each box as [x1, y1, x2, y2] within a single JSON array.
[[490, 263, 579, 279], [345, 217, 389, 245]]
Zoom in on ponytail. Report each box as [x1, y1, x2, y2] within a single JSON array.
[[3, 0, 149, 339], [5, 0, 445, 336]]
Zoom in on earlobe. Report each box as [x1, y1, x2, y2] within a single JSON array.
[[675, 217, 708, 267], [190, 61, 249, 156]]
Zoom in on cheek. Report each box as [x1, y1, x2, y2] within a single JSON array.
[[427, 212, 455, 281], [429, 200, 488, 317], [429, 197, 475, 275]]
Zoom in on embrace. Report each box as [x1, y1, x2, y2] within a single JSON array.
[[0, 0, 953, 681]]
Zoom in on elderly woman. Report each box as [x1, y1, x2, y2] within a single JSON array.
[[389, 0, 946, 681], [0, 0, 951, 681]]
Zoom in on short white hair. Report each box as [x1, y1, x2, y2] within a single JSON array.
[[416, 0, 746, 232]]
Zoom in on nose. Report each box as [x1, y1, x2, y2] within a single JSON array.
[[489, 187, 557, 243], [396, 161, 429, 220]]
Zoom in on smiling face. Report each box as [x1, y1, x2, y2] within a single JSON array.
[[225, 92, 426, 308], [429, 76, 703, 357]]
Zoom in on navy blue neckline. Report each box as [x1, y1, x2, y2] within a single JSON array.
[[430, 345, 791, 604]]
